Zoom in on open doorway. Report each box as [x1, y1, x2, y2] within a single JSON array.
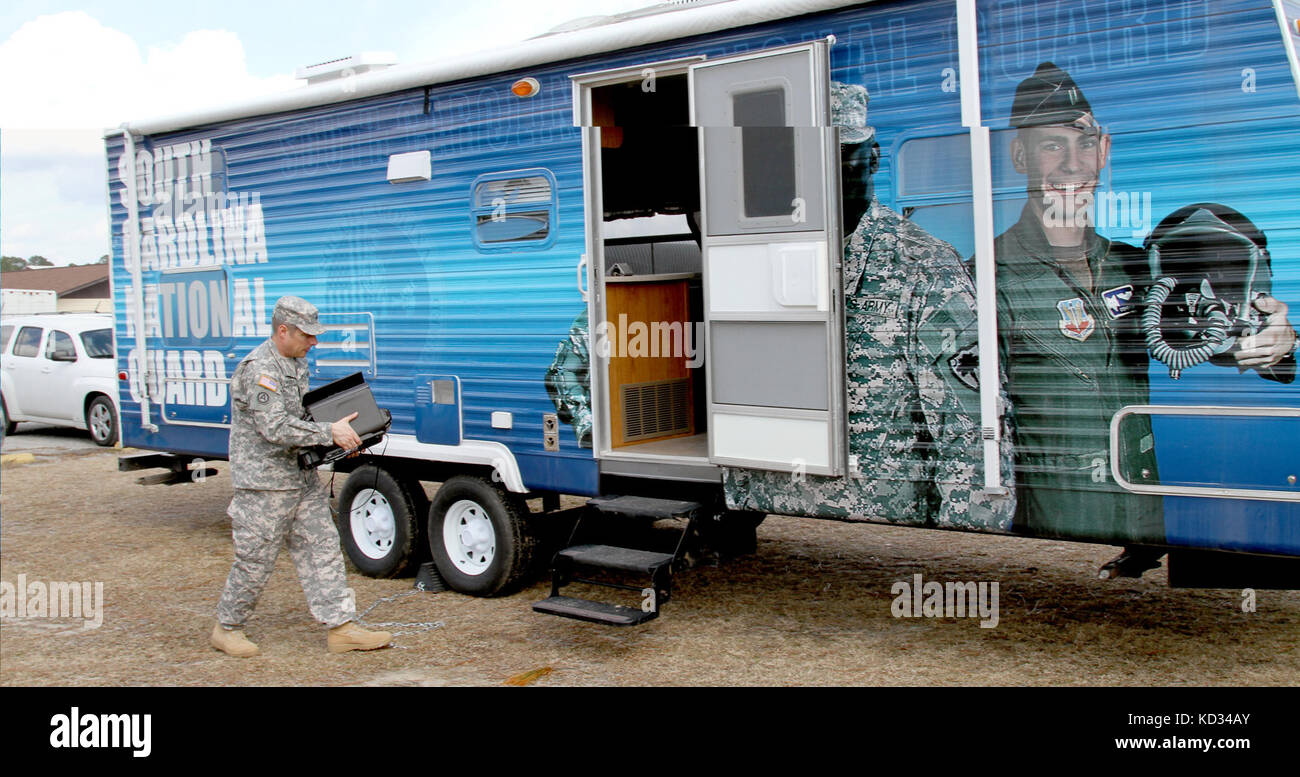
[[584, 68, 710, 466]]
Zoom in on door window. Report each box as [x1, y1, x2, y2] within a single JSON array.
[[46, 330, 76, 361], [12, 326, 43, 357]]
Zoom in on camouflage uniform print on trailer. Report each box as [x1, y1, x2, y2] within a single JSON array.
[[726, 199, 1015, 530], [724, 81, 1015, 532], [544, 308, 594, 448]]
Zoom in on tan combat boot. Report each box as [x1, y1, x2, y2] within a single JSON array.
[[211, 623, 259, 657], [327, 622, 392, 653]]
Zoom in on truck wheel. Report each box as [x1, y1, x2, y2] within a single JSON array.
[[1, 396, 15, 436], [428, 475, 536, 596], [86, 395, 118, 446], [337, 465, 427, 578]]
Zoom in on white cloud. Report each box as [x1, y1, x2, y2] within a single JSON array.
[[0, 12, 296, 152], [0, 12, 296, 263]]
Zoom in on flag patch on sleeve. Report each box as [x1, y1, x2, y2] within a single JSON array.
[[257, 374, 279, 392]]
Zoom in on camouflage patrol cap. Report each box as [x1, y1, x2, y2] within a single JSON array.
[[1010, 61, 1098, 131], [831, 81, 874, 145], [272, 295, 326, 335]]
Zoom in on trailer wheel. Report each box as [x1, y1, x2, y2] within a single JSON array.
[[428, 475, 536, 596], [336, 465, 428, 578]]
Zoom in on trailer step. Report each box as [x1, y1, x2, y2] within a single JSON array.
[[587, 495, 701, 521], [532, 595, 658, 626], [533, 497, 709, 626], [557, 544, 675, 575]]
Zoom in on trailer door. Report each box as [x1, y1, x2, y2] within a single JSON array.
[[690, 40, 844, 476]]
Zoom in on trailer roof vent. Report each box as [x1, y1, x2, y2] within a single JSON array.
[[295, 52, 398, 85], [537, 0, 735, 37]]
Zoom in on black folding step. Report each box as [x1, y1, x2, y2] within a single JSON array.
[[557, 544, 675, 575], [531, 595, 658, 627], [587, 495, 701, 521], [533, 496, 707, 626]]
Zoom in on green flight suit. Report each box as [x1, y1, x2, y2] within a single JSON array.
[[992, 206, 1164, 544]]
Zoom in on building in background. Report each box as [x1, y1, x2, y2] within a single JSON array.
[[0, 265, 110, 315]]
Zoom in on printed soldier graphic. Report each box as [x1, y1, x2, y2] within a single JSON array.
[[211, 295, 392, 657], [545, 308, 593, 448], [725, 80, 1016, 531], [990, 62, 1296, 547]]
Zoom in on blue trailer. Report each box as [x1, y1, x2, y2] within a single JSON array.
[[106, 0, 1300, 624]]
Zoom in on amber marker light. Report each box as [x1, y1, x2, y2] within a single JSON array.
[[511, 77, 540, 98]]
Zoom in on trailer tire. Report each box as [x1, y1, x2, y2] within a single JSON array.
[[428, 475, 536, 596], [336, 465, 427, 578]]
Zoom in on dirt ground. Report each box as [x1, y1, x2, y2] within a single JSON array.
[[1, 448, 1297, 687]]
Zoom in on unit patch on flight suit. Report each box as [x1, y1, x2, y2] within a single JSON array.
[[1101, 284, 1135, 319], [1057, 297, 1095, 341]]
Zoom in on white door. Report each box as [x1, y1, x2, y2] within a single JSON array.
[[32, 329, 81, 420], [6, 325, 47, 417], [690, 40, 844, 476]]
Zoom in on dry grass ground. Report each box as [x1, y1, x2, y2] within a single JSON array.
[[1, 449, 1296, 686]]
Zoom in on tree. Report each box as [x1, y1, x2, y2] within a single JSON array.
[[1, 256, 27, 272], [26, 256, 54, 267], [96, 254, 109, 265]]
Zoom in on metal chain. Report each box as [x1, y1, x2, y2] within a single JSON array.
[[355, 589, 444, 641]]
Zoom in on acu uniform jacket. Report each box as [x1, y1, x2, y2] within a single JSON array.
[[227, 339, 333, 490]]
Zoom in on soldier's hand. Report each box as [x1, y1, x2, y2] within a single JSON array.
[[331, 412, 363, 451], [1235, 296, 1297, 369]]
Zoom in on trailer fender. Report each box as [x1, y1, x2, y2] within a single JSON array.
[[380, 435, 528, 494]]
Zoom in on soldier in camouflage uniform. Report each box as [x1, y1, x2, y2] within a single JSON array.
[[544, 308, 593, 448], [211, 295, 391, 657], [725, 82, 1016, 531]]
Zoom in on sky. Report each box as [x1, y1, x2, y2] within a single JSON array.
[[0, 0, 652, 266]]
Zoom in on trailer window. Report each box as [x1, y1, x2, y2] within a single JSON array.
[[12, 326, 43, 358], [734, 89, 796, 219], [892, 130, 1024, 258], [471, 170, 557, 249]]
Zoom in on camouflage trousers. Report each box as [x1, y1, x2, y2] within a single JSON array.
[[216, 480, 356, 629]]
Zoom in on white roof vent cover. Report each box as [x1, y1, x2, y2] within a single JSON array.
[[295, 52, 398, 85]]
